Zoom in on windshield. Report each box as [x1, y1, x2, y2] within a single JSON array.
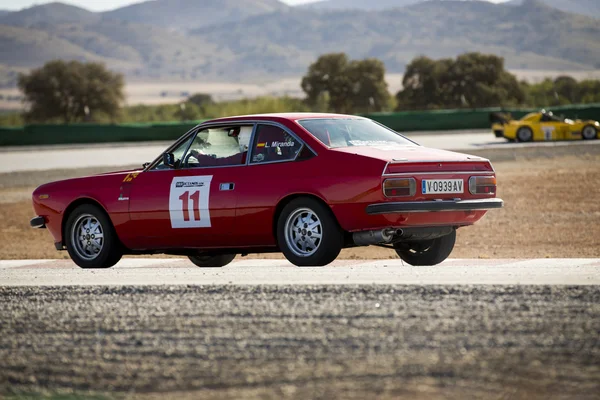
[[298, 118, 415, 149]]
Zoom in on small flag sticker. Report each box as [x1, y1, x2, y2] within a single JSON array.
[[257, 143, 266, 148]]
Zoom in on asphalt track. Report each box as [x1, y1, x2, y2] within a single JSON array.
[[1, 259, 599, 399], [1, 258, 600, 286]]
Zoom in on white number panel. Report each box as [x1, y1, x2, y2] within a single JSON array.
[[169, 176, 213, 229], [542, 126, 555, 141]]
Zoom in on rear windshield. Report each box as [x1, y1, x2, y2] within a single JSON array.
[[297, 118, 415, 149]]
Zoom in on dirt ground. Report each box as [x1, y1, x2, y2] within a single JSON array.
[[1, 154, 599, 260]]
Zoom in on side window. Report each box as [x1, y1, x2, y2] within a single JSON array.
[[153, 135, 194, 170], [183, 125, 252, 168], [250, 125, 302, 164]]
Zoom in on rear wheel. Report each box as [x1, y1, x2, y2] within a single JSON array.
[[277, 197, 343, 266], [188, 254, 236, 268], [516, 127, 533, 142], [394, 230, 456, 266], [65, 204, 122, 269], [582, 125, 598, 140]]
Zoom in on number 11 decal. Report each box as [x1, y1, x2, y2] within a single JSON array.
[[169, 176, 212, 228], [179, 190, 201, 222]]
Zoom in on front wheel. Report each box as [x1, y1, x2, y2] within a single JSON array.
[[277, 198, 343, 267], [516, 127, 533, 142], [582, 125, 598, 140], [65, 204, 123, 269], [394, 230, 456, 266], [188, 254, 236, 268]]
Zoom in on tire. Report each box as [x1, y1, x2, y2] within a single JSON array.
[[394, 230, 456, 266], [65, 204, 122, 269], [188, 254, 236, 268], [582, 125, 598, 140], [516, 127, 533, 142], [277, 197, 343, 267]]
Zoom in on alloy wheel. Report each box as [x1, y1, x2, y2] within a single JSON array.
[[71, 213, 104, 261], [284, 207, 323, 257]]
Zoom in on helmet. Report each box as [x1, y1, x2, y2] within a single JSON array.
[[238, 126, 252, 152]]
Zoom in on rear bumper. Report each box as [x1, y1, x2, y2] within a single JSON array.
[[366, 198, 504, 215], [493, 129, 504, 138], [30, 216, 46, 229]]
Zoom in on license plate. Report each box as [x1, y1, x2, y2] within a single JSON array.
[[422, 179, 464, 194]]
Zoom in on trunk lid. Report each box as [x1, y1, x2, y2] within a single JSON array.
[[332, 145, 493, 173]]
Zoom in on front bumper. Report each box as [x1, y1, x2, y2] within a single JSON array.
[[366, 198, 504, 215], [30, 216, 46, 229]]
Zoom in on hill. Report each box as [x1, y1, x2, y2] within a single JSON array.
[[303, 0, 421, 10], [102, 0, 289, 30], [507, 0, 600, 18], [0, 0, 289, 31], [0, 0, 598, 82], [0, 2, 100, 27], [190, 0, 600, 74], [307, 0, 600, 17], [0, 24, 123, 67]]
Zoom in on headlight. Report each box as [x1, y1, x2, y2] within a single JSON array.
[[383, 178, 416, 197]]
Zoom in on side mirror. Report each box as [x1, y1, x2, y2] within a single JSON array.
[[163, 152, 175, 168]]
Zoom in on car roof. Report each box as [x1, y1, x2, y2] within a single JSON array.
[[203, 113, 365, 124]]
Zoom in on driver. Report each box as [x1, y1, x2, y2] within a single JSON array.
[[188, 126, 252, 166], [189, 137, 214, 163]]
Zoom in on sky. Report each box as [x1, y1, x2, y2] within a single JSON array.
[[1, 0, 508, 12]]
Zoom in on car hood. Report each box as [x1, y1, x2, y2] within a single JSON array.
[[34, 168, 143, 192], [94, 168, 143, 177], [330, 144, 483, 163]]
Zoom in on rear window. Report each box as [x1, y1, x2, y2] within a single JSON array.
[[297, 118, 414, 149]]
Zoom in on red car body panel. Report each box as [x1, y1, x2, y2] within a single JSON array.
[[32, 113, 501, 253]]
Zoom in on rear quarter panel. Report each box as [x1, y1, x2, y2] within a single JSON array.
[[502, 122, 520, 140], [230, 150, 386, 246]]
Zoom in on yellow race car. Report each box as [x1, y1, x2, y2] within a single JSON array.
[[491, 110, 599, 142]]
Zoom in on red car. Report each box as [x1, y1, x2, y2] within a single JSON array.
[[31, 113, 503, 268]]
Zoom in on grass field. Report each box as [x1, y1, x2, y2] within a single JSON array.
[[1, 154, 598, 261]]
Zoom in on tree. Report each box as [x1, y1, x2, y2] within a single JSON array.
[[301, 53, 390, 114], [187, 93, 213, 107], [348, 58, 391, 113], [18, 60, 124, 123], [396, 53, 525, 110], [578, 79, 600, 103], [396, 56, 452, 110], [553, 76, 578, 103], [301, 53, 353, 113]]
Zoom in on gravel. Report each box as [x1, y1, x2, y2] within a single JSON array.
[[1, 285, 599, 399]]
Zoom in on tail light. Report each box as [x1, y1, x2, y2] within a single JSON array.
[[383, 178, 416, 198], [469, 176, 496, 195]]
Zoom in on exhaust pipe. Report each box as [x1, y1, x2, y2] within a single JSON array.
[[353, 229, 402, 246]]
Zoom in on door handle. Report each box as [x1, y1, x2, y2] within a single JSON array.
[[220, 183, 235, 191]]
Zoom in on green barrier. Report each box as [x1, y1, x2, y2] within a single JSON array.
[[0, 126, 26, 146], [2, 103, 600, 146], [364, 103, 600, 132], [364, 108, 499, 132]]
